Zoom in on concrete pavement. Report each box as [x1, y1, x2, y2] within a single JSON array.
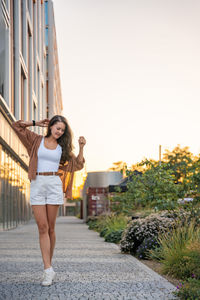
[[0, 216, 177, 300]]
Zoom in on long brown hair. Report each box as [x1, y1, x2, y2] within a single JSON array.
[[45, 115, 74, 164]]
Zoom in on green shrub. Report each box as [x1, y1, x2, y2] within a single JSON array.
[[86, 216, 99, 230], [162, 207, 200, 229], [149, 221, 200, 279], [183, 207, 200, 226], [101, 214, 129, 243], [87, 213, 129, 244], [148, 244, 163, 261], [104, 229, 124, 243], [174, 278, 200, 300], [87, 215, 110, 232], [111, 163, 180, 213], [86, 216, 98, 224], [100, 227, 109, 237]]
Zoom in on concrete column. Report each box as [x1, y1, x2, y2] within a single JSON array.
[[4, 3, 10, 108], [48, 0, 54, 118], [22, 0, 27, 65], [14, 0, 21, 119], [27, 6, 33, 122], [41, 4, 46, 121], [37, 68, 40, 134], [23, 0, 28, 121], [37, 0, 41, 62], [33, 2, 37, 95], [27, 1, 33, 121], [29, 33, 33, 121]]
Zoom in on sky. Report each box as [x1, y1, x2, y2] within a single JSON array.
[[53, 0, 200, 172]]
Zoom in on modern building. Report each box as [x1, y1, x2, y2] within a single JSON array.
[[44, 0, 63, 117], [0, 0, 63, 230]]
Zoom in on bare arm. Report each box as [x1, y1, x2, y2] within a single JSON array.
[[76, 136, 86, 163], [76, 145, 84, 163], [73, 136, 86, 170], [60, 136, 86, 172], [11, 119, 49, 154], [18, 119, 49, 127]]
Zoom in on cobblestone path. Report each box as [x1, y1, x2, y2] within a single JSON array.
[[0, 216, 177, 300]]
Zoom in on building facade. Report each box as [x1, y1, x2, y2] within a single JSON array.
[[0, 0, 63, 230], [45, 0, 63, 117]]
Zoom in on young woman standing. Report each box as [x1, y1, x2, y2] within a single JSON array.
[[12, 115, 86, 286]]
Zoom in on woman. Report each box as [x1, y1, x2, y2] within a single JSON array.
[[12, 115, 86, 286]]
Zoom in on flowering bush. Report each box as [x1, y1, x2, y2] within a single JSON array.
[[174, 278, 200, 299], [120, 212, 175, 254], [165, 207, 200, 227], [135, 237, 160, 259]]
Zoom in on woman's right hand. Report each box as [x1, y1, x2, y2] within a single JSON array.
[[36, 119, 50, 127]]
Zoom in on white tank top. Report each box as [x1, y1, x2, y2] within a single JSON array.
[[37, 137, 62, 172]]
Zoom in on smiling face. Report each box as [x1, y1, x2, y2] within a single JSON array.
[[50, 121, 66, 139]]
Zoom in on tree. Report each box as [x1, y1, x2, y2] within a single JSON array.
[[108, 161, 127, 176], [111, 160, 180, 213], [162, 145, 194, 183], [188, 155, 200, 200]]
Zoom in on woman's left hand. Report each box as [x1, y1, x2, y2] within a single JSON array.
[[78, 136, 86, 148]]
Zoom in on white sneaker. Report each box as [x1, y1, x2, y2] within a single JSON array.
[[41, 270, 56, 286]]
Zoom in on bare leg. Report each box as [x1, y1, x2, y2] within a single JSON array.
[[32, 205, 51, 269], [46, 205, 59, 265]]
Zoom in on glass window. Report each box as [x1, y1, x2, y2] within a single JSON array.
[[0, 145, 31, 230], [21, 0, 24, 55], [0, 9, 6, 98], [10, 0, 14, 114], [46, 53, 48, 73], [27, 26, 31, 120], [45, 27, 48, 46], [44, 1, 48, 26], [34, 102, 36, 122], [21, 69, 25, 119], [27, 0, 30, 13], [37, 1, 40, 54], [37, 67, 40, 100]]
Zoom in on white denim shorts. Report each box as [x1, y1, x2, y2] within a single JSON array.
[[30, 175, 64, 206]]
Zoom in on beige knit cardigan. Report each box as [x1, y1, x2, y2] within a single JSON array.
[[12, 120, 85, 199]]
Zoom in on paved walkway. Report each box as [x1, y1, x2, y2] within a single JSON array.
[[0, 217, 177, 300]]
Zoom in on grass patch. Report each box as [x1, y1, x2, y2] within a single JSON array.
[[149, 220, 200, 280]]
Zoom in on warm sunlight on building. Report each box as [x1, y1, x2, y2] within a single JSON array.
[[72, 166, 87, 199]]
